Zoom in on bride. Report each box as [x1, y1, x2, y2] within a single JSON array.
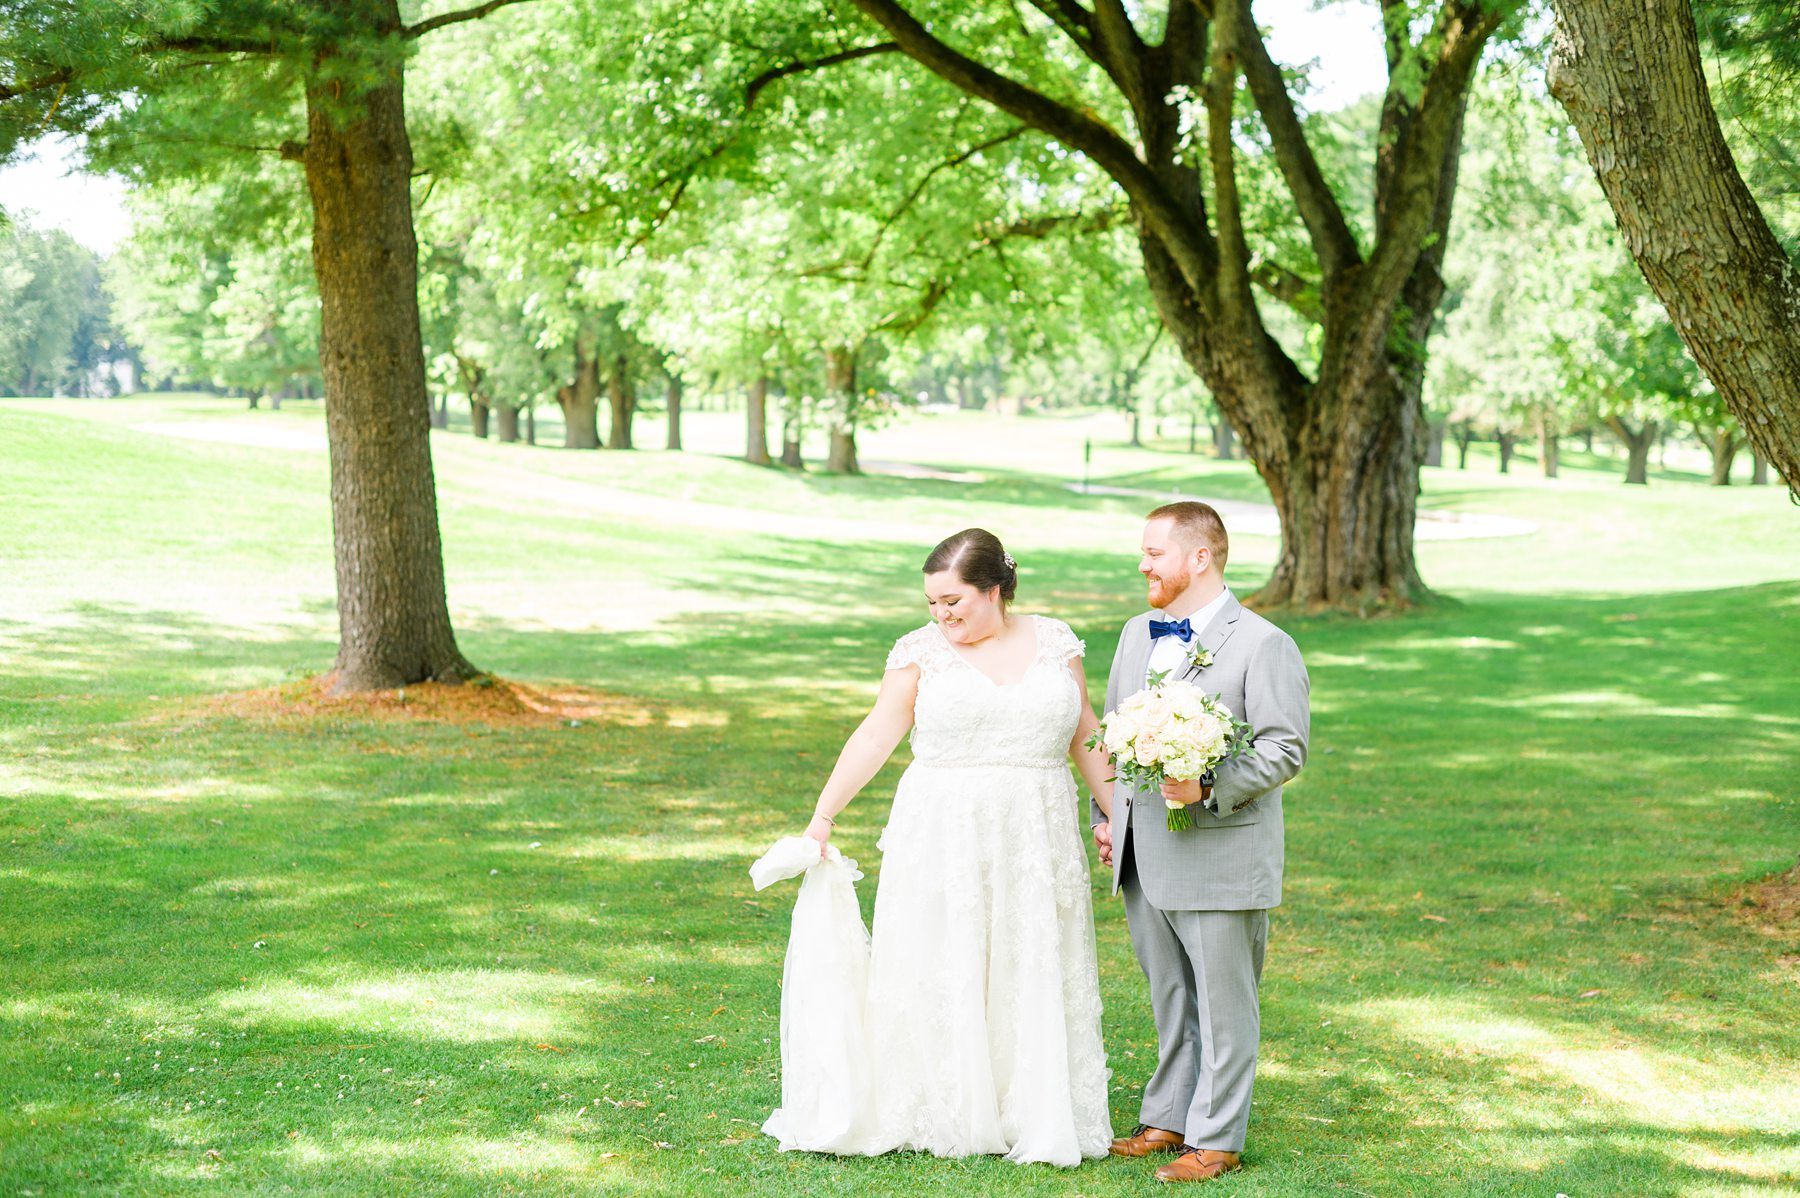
[[794, 527, 1115, 1166]]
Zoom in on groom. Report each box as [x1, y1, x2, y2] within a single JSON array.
[[1092, 501, 1310, 1183]]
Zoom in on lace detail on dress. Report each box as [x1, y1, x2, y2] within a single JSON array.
[[1032, 615, 1086, 665], [846, 610, 1111, 1165], [885, 623, 958, 674]]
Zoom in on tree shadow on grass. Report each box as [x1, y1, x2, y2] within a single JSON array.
[[2, 580, 1797, 1194]]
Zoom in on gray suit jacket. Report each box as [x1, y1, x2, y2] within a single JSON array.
[[1090, 593, 1309, 911]]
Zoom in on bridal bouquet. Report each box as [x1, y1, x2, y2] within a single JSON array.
[[1088, 673, 1254, 831]]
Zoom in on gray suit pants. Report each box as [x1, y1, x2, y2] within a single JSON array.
[[1120, 836, 1268, 1152]]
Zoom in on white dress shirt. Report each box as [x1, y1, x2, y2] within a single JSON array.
[[1146, 586, 1232, 685]]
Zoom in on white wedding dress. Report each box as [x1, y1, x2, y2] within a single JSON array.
[[808, 614, 1113, 1166]]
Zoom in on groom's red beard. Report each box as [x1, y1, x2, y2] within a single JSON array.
[[1146, 571, 1192, 608]]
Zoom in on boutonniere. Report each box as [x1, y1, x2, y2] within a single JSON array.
[[1187, 644, 1215, 672]]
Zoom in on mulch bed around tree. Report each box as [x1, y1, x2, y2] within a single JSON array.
[[1734, 858, 1800, 961], [180, 674, 654, 729]]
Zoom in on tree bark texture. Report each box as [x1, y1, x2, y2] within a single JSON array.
[[301, 24, 475, 693], [1550, 0, 1800, 495], [746, 375, 772, 465], [496, 405, 519, 443], [665, 375, 683, 450], [607, 354, 635, 450], [824, 345, 860, 474], [1609, 416, 1657, 485], [852, 0, 1502, 610]]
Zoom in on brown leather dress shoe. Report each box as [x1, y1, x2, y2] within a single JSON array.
[[1154, 1147, 1243, 1182], [1109, 1123, 1186, 1157]]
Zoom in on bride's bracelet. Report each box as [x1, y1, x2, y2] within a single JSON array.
[[814, 813, 836, 826]]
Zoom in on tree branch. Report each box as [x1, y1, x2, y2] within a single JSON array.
[[155, 36, 285, 54], [1090, 0, 1152, 123], [1234, 0, 1361, 276], [1249, 257, 1323, 323], [860, 125, 1030, 269], [1206, 0, 1254, 326], [1027, 0, 1095, 42], [0, 66, 76, 104], [1156, 0, 1210, 94], [746, 42, 902, 108], [1023, 0, 1105, 70], [1365, 2, 1498, 294], [403, 0, 539, 40], [849, 0, 1220, 304], [973, 205, 1122, 241]]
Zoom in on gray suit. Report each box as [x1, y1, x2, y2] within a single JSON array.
[[1092, 592, 1309, 1151]]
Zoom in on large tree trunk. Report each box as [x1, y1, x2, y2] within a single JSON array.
[[823, 345, 859, 474], [1550, 0, 1800, 494], [606, 354, 635, 449], [495, 405, 519, 443], [470, 399, 490, 439], [1536, 409, 1559, 478], [665, 374, 683, 451], [1609, 416, 1657, 485], [1706, 428, 1741, 485], [746, 374, 772, 465], [558, 336, 601, 450], [300, 42, 475, 694]]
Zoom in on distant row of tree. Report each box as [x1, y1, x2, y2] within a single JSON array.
[[6, 0, 1796, 689], [0, 222, 134, 397]]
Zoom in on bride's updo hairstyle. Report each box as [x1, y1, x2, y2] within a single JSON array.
[[923, 528, 1018, 607]]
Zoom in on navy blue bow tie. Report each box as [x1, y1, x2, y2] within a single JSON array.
[[1149, 617, 1194, 643]]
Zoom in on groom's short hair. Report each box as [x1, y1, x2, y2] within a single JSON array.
[[1147, 501, 1229, 568]]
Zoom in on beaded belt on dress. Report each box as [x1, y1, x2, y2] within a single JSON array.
[[911, 758, 1066, 769]]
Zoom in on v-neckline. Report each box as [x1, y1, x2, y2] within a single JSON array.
[[935, 615, 1042, 688]]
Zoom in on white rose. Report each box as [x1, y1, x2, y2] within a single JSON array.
[[1133, 731, 1162, 766]]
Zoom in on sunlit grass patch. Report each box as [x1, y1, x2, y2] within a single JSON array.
[[2, 396, 1797, 1195]]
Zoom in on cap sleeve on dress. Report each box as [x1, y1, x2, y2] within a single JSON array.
[[1036, 615, 1086, 664], [886, 625, 935, 671]]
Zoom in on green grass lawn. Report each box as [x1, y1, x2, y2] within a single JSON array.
[[2, 396, 1797, 1196]]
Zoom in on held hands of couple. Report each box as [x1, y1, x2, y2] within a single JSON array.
[[1091, 822, 1112, 866]]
